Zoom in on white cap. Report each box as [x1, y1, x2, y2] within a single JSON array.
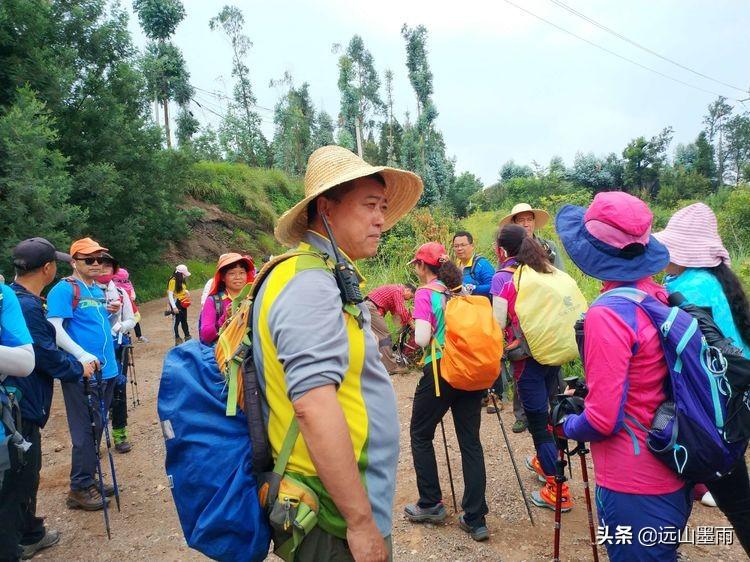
[[175, 264, 191, 277]]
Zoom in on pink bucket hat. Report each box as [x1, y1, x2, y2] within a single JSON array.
[[556, 191, 669, 282], [653, 203, 730, 268]]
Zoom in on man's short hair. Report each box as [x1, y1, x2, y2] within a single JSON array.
[[453, 230, 474, 244], [306, 173, 386, 225], [15, 263, 48, 277], [404, 283, 416, 293]]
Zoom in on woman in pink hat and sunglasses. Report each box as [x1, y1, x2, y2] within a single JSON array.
[[654, 202, 750, 555]]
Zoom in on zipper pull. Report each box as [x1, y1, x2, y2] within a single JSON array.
[[283, 498, 292, 531]]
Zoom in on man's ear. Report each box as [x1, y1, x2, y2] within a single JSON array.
[[317, 196, 334, 224]]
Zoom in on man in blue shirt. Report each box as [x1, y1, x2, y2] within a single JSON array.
[[0, 250, 36, 562], [46, 237, 120, 511], [0, 238, 95, 560], [452, 230, 495, 299]]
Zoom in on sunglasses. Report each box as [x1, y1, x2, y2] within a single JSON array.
[[75, 256, 105, 265]]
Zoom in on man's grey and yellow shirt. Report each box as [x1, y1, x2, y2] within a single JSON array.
[[252, 230, 399, 539]]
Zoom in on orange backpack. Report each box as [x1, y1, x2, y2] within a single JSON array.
[[424, 284, 504, 392]]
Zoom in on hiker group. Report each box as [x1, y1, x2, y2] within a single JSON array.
[[158, 144, 750, 562], [1, 237, 146, 560]]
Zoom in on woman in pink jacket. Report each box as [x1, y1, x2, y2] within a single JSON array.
[[198, 253, 255, 345], [556, 192, 690, 562]]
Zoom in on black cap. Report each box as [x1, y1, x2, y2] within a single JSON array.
[[13, 238, 72, 271]]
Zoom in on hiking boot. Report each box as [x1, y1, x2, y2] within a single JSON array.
[[115, 440, 132, 454], [20, 529, 60, 559], [458, 514, 489, 542], [525, 455, 547, 483], [404, 502, 447, 523], [66, 486, 109, 511], [137, 336, 149, 344], [174, 337, 183, 346], [512, 419, 528, 433], [531, 477, 574, 512]]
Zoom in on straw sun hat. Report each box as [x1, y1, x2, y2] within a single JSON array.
[[274, 145, 424, 247], [499, 203, 551, 228]]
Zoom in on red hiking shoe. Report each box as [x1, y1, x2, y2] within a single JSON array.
[[525, 455, 547, 483], [531, 476, 574, 512]]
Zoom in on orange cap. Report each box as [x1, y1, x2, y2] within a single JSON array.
[[70, 237, 108, 257], [210, 253, 256, 296]]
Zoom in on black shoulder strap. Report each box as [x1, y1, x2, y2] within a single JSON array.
[[212, 292, 224, 318], [469, 254, 484, 278]]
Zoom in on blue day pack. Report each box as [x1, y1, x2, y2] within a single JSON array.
[[589, 287, 747, 483], [157, 340, 271, 562]]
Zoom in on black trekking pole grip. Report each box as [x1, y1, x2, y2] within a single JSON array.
[[83, 375, 111, 539]]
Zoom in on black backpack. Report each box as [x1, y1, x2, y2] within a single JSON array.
[[668, 293, 750, 443]]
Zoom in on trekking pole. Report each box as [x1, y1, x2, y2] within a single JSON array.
[[120, 343, 134, 409], [126, 344, 140, 407], [438, 418, 458, 512], [83, 376, 111, 539], [553, 445, 568, 562], [576, 441, 599, 562], [489, 393, 535, 526], [94, 370, 121, 512]]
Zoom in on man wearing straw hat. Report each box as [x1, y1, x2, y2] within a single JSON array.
[[498, 202, 565, 433], [499, 203, 564, 270], [253, 145, 422, 561]]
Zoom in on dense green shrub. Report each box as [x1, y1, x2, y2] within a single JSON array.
[[185, 161, 303, 229]]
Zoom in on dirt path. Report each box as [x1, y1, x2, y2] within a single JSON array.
[[34, 291, 745, 561]]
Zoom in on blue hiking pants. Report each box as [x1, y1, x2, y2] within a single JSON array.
[[515, 357, 560, 476], [595, 485, 692, 562]]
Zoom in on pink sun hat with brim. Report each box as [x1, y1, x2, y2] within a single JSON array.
[[653, 203, 730, 268], [556, 191, 670, 282]]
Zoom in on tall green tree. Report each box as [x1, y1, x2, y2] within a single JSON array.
[[210, 5, 268, 165], [447, 171, 482, 217], [0, 87, 83, 271], [703, 96, 733, 186], [694, 131, 717, 183], [622, 127, 673, 196], [382, 69, 398, 166], [133, 0, 192, 148], [725, 113, 750, 186], [270, 72, 315, 176], [175, 106, 199, 146], [499, 160, 533, 182], [335, 36, 383, 158], [0, 0, 188, 266], [400, 24, 454, 205], [312, 111, 335, 149]]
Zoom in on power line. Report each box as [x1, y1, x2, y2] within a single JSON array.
[[192, 84, 274, 113], [500, 0, 743, 101], [547, 0, 748, 94], [190, 95, 275, 126]]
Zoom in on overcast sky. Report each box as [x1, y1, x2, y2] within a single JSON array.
[[125, 0, 750, 185]]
